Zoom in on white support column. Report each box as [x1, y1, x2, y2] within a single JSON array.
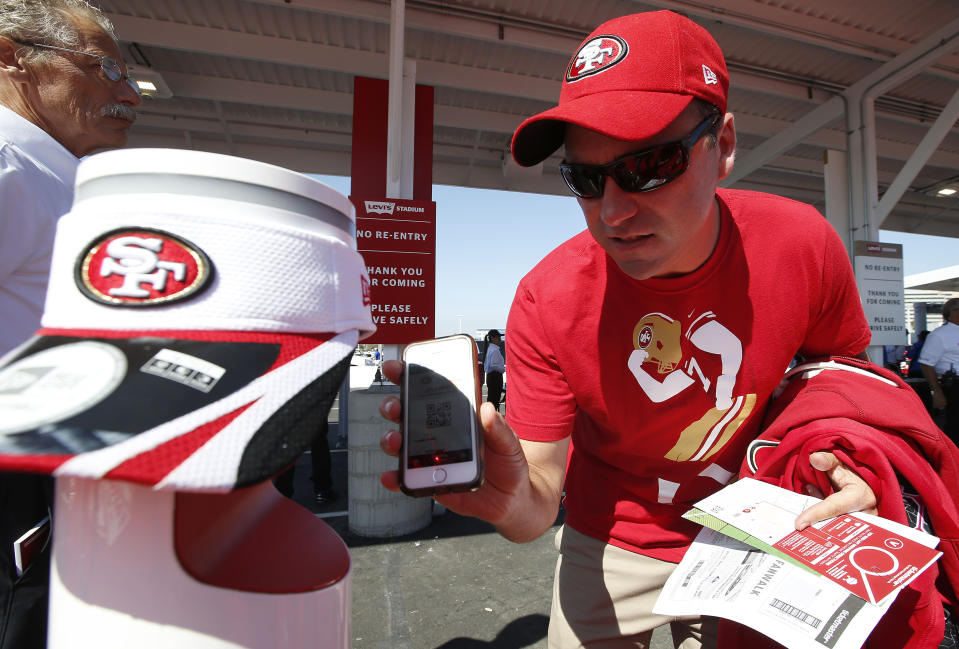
[[859, 97, 880, 243], [384, 0, 415, 363], [400, 58, 417, 200], [824, 148, 890, 364], [846, 92, 868, 242], [823, 149, 852, 257], [385, 0, 406, 202]]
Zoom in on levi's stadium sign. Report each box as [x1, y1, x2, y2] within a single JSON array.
[[351, 197, 436, 344]]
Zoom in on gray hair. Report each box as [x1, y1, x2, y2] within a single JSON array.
[[0, 0, 116, 64]]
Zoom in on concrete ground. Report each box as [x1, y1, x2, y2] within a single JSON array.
[[283, 448, 674, 649], [276, 358, 672, 649]]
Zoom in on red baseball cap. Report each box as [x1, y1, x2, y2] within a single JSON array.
[[511, 11, 729, 167]]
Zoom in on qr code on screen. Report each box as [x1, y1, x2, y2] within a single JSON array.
[[426, 401, 452, 427]]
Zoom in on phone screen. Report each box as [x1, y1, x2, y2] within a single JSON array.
[[405, 362, 474, 468]]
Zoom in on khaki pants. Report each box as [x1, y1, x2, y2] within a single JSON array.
[[548, 525, 717, 649]]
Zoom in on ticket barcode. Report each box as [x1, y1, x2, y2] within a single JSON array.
[[682, 560, 704, 588], [770, 598, 821, 629]]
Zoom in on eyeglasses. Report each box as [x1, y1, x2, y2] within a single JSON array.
[[13, 40, 141, 96], [559, 113, 722, 199]]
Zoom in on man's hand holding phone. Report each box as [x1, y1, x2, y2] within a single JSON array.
[[396, 336, 485, 495], [377, 358, 541, 535]]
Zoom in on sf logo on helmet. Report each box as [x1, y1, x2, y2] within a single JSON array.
[[637, 326, 653, 349], [76, 228, 213, 307]]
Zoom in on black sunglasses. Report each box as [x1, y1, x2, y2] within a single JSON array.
[[559, 113, 722, 199]]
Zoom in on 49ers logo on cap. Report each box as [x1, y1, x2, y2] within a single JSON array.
[[75, 228, 213, 307], [566, 35, 628, 82]]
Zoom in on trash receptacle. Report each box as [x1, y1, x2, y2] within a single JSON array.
[[348, 385, 431, 537]]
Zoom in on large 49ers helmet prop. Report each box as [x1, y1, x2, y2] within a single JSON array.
[[0, 149, 375, 492]]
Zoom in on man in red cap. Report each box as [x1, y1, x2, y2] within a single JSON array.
[[380, 10, 881, 648]]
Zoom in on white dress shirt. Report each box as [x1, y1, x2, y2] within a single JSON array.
[[0, 105, 78, 355], [919, 321, 959, 376], [484, 342, 505, 374]]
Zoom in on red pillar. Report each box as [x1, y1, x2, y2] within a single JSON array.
[[350, 77, 433, 201]]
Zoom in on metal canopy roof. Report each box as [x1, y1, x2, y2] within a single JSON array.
[[103, 0, 959, 240], [906, 265, 959, 292]]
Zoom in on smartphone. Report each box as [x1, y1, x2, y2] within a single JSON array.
[[400, 335, 483, 496]]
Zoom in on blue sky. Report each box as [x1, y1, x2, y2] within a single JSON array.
[[315, 174, 958, 338]]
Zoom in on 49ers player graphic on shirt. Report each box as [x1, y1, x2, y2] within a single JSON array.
[[628, 310, 757, 462]]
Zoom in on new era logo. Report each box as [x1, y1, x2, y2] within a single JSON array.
[[702, 65, 718, 86], [141, 349, 225, 393]]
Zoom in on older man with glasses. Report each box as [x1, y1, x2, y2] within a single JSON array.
[[0, 1, 140, 646], [376, 11, 909, 649], [0, 0, 140, 356]]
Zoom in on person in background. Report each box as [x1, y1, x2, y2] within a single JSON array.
[[0, 2, 140, 645], [908, 330, 930, 378], [920, 298, 959, 445], [483, 329, 505, 411], [272, 421, 338, 505], [884, 342, 907, 374], [378, 11, 887, 649], [907, 329, 933, 412]]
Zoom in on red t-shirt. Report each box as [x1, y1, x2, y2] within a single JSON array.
[[505, 188, 871, 562]]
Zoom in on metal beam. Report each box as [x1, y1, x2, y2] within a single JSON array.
[[119, 10, 955, 118], [124, 132, 353, 174], [142, 73, 528, 134], [244, 0, 578, 55], [110, 14, 387, 75], [722, 96, 844, 186], [727, 14, 959, 187], [734, 113, 959, 170], [109, 12, 959, 148], [245, 0, 959, 75], [108, 13, 560, 102], [159, 72, 354, 113], [142, 73, 959, 180], [134, 113, 353, 148], [852, 18, 959, 240], [645, 0, 959, 72], [139, 103, 352, 135], [877, 84, 959, 224]]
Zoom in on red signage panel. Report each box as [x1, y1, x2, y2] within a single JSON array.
[[351, 197, 436, 344]]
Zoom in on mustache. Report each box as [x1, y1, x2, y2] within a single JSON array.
[[101, 103, 137, 123]]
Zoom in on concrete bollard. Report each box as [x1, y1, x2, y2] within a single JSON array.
[[348, 385, 431, 537]]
